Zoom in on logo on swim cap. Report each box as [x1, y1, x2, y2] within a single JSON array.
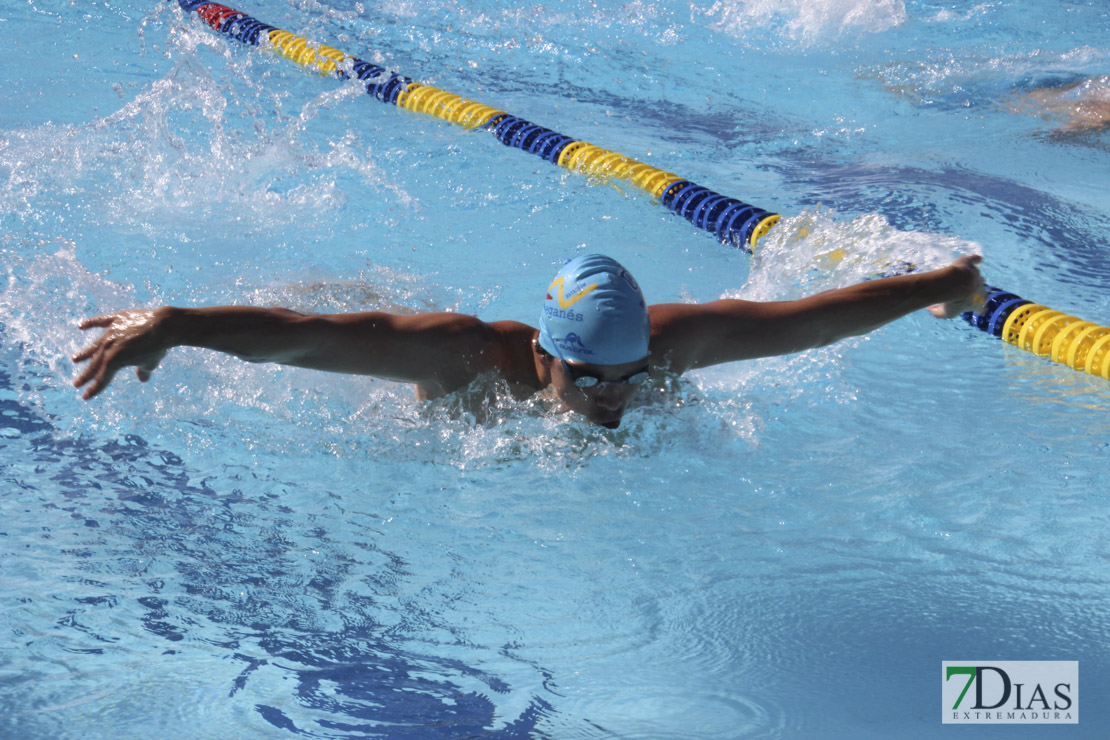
[[556, 332, 593, 356], [537, 254, 650, 365], [547, 278, 598, 309]]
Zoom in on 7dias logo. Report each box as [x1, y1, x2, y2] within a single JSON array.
[[942, 661, 1077, 724]]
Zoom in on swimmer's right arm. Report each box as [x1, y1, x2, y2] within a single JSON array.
[[72, 306, 503, 400]]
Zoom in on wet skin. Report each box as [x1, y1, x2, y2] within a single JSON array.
[[72, 257, 986, 429]]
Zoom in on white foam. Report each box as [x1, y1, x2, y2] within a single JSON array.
[[701, 0, 907, 44], [0, 12, 412, 248], [0, 240, 138, 431], [927, 3, 994, 23], [736, 207, 980, 302]]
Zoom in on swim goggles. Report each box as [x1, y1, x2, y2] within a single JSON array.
[[562, 359, 650, 389]]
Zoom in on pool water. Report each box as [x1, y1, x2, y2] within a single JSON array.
[[2, 1, 1109, 737]]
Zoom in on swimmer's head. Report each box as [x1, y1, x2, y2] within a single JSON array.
[[538, 254, 650, 366]]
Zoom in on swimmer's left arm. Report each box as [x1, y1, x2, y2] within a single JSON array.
[[652, 256, 985, 372]]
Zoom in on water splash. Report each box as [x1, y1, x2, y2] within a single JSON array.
[[701, 0, 907, 45], [0, 239, 135, 416], [0, 9, 411, 249], [739, 207, 979, 301]]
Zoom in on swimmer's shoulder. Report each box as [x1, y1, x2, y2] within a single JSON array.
[[646, 302, 721, 374], [409, 317, 539, 400], [483, 320, 543, 392]]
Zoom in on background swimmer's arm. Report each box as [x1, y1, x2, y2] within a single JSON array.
[[72, 306, 504, 400], [651, 256, 985, 373]]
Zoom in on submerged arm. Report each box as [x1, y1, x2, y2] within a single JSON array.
[[651, 256, 986, 373], [72, 305, 502, 400]]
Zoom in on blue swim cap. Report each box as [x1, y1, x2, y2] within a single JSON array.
[[538, 254, 650, 365]]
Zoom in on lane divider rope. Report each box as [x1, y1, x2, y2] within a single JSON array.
[[965, 288, 1110, 379], [174, 0, 1110, 382], [178, 0, 779, 250]]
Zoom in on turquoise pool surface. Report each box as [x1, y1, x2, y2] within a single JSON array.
[[2, 1, 1109, 737]]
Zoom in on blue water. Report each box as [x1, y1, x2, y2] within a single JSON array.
[[2, 1, 1109, 737]]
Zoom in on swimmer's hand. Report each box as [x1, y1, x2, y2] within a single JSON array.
[[73, 309, 169, 399], [926, 255, 987, 319]]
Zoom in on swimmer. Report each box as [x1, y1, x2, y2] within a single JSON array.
[[73, 254, 985, 429], [1014, 74, 1110, 133]]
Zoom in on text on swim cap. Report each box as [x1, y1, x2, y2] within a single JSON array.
[[544, 304, 584, 322]]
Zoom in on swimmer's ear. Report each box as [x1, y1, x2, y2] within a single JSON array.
[[533, 338, 554, 367]]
